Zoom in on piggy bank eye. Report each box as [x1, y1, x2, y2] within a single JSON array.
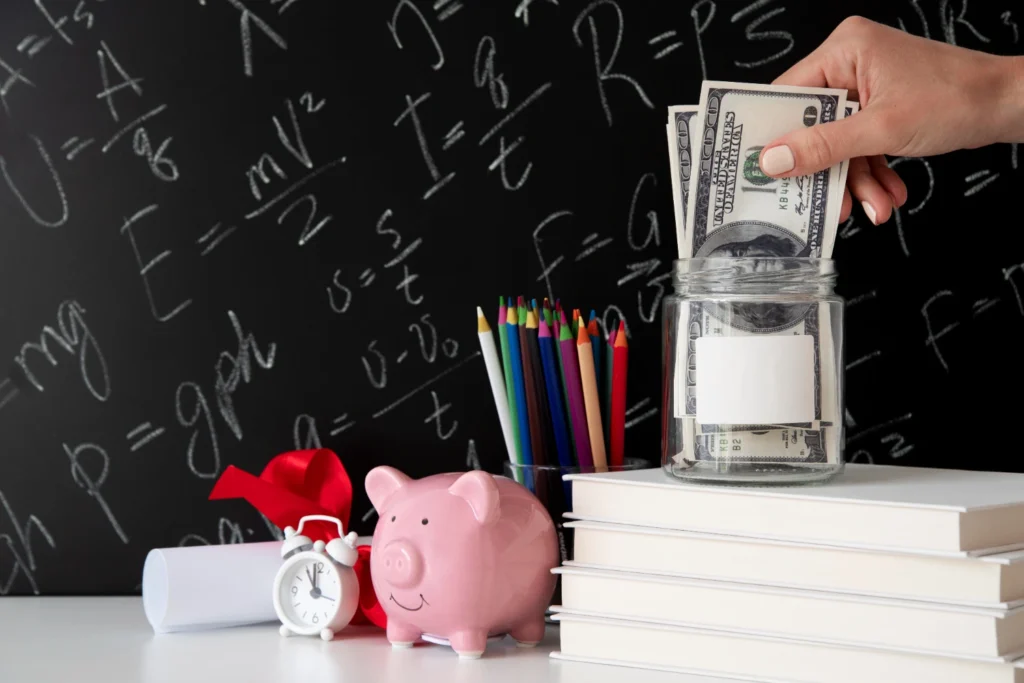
[[391, 516, 396, 522], [421, 518, 428, 525]]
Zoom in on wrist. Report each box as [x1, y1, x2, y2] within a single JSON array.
[[992, 55, 1024, 143]]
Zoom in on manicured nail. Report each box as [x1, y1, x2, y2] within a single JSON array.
[[761, 145, 795, 176], [862, 201, 878, 225]]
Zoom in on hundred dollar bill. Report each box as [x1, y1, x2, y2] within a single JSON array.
[[688, 427, 830, 464], [677, 298, 833, 423], [682, 81, 847, 259], [822, 100, 860, 257], [666, 105, 700, 257]]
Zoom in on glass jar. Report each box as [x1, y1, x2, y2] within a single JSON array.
[[661, 258, 844, 485]]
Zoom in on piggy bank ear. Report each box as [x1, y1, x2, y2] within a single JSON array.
[[365, 466, 412, 513], [448, 471, 500, 525]]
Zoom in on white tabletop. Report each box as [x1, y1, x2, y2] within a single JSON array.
[[0, 597, 733, 683]]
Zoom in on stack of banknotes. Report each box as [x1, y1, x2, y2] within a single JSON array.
[[666, 81, 857, 465]]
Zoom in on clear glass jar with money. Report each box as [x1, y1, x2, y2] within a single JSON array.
[[661, 258, 844, 485]]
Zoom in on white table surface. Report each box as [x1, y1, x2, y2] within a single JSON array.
[[0, 597, 735, 683]]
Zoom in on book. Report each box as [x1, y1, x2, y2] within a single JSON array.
[[566, 520, 1024, 608], [564, 464, 1024, 554], [554, 565, 1024, 658], [552, 612, 1024, 683]]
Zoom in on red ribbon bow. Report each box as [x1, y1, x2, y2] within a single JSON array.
[[208, 448, 386, 628]]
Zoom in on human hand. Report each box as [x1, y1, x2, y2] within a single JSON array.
[[758, 16, 1024, 225]]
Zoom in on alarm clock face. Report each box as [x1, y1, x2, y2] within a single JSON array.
[[277, 553, 341, 633]]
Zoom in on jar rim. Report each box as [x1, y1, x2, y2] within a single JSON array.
[[672, 257, 837, 288]]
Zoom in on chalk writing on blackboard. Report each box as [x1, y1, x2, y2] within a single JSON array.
[[572, 1, 654, 127], [14, 299, 110, 402], [1004, 11, 1020, 43], [921, 291, 958, 372], [121, 204, 193, 323], [847, 290, 877, 308], [730, 0, 794, 69], [1, 135, 68, 228], [329, 414, 355, 437], [424, 390, 458, 440], [964, 169, 999, 197], [0, 380, 18, 414], [388, 0, 445, 71], [889, 156, 935, 258], [972, 297, 1001, 316], [624, 397, 658, 429], [649, 30, 683, 61], [362, 341, 388, 389], [394, 91, 456, 200], [846, 413, 913, 446], [292, 414, 323, 451], [126, 422, 166, 452], [846, 349, 882, 371], [176, 381, 221, 479], [200, 0, 288, 77], [690, 0, 715, 81], [196, 223, 238, 257], [0, 488, 55, 595], [62, 441, 128, 544], [939, 0, 991, 46], [1004, 263, 1024, 316]]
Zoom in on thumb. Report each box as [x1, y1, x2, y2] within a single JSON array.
[[759, 110, 889, 178]]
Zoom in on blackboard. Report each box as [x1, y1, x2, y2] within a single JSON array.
[[1, 0, 1021, 595]]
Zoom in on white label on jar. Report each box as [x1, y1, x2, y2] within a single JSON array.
[[695, 335, 815, 424]]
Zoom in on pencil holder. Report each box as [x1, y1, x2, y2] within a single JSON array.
[[661, 258, 845, 485], [503, 458, 649, 609]]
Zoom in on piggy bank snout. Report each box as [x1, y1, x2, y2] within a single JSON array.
[[379, 540, 424, 588]]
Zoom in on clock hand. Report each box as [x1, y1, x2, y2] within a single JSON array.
[[319, 594, 335, 602], [305, 567, 314, 586]]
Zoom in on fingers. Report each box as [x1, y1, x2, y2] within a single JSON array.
[[867, 155, 908, 208], [847, 156, 893, 225], [759, 111, 890, 179], [839, 187, 852, 223]]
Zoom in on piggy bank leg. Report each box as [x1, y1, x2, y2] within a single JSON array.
[[509, 618, 546, 648], [387, 620, 421, 648], [450, 630, 488, 659]]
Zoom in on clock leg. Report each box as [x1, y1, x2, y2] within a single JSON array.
[[279, 625, 292, 637], [320, 628, 335, 641]]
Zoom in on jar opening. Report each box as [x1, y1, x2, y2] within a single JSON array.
[[672, 258, 837, 294]]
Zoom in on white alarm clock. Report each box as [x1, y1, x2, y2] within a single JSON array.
[[272, 514, 360, 641]]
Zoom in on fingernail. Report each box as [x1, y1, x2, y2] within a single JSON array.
[[761, 145, 795, 176], [862, 201, 878, 225]]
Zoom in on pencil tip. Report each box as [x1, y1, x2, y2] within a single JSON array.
[[577, 323, 590, 345]]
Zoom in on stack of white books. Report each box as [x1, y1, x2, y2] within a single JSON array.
[[550, 464, 1024, 682]]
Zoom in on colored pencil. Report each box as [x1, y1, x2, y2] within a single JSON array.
[[603, 326, 616, 447], [576, 323, 608, 473], [505, 306, 533, 466], [497, 299, 522, 464], [478, 307, 517, 465], [538, 318, 573, 469], [525, 310, 554, 464], [610, 320, 628, 468], [587, 311, 602, 393], [559, 318, 592, 469], [552, 311, 575, 461], [519, 305, 546, 466]]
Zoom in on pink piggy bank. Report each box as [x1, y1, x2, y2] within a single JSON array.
[[365, 466, 558, 658]]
